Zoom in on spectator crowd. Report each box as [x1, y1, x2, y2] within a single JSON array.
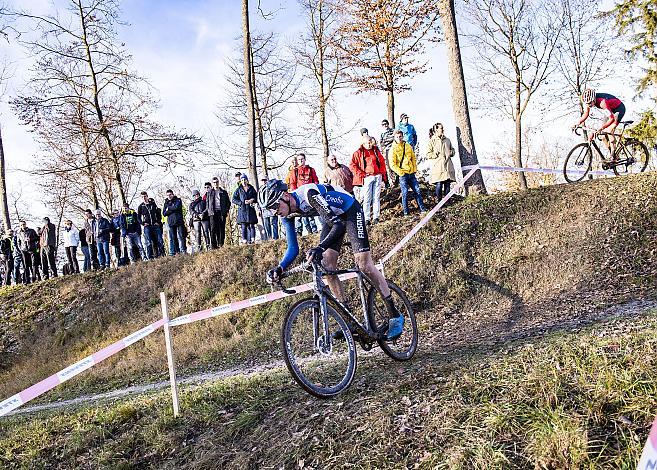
[[0, 113, 457, 286]]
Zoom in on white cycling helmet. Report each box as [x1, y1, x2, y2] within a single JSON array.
[[258, 179, 288, 210], [582, 88, 596, 105]]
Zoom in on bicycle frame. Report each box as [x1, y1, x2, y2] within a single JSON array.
[[574, 125, 635, 165], [283, 262, 383, 346]]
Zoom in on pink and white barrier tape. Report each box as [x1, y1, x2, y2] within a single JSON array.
[[381, 168, 478, 263], [638, 416, 657, 469], [463, 164, 615, 177], [0, 161, 624, 418], [0, 319, 165, 417]]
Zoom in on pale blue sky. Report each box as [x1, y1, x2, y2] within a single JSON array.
[[1, 0, 651, 221]]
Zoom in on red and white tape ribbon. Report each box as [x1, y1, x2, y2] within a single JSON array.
[[0, 161, 620, 417], [0, 319, 165, 417], [381, 168, 478, 263]]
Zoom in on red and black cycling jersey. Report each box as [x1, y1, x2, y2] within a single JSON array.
[[594, 93, 623, 112]]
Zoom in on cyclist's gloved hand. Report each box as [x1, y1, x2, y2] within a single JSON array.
[[306, 246, 325, 264], [267, 266, 283, 284]]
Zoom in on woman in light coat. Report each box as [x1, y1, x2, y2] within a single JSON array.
[[426, 122, 456, 200], [62, 219, 80, 274]]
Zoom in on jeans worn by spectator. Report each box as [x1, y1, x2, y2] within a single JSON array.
[[295, 216, 317, 235], [124, 232, 145, 262], [14, 255, 23, 283], [65, 246, 80, 274], [193, 220, 211, 251], [81, 245, 91, 272], [241, 224, 256, 244], [40, 245, 58, 279], [263, 215, 279, 240], [362, 174, 383, 222], [96, 240, 111, 268], [155, 226, 166, 256], [142, 224, 162, 259], [168, 225, 186, 255], [399, 173, 426, 215], [21, 250, 34, 283]]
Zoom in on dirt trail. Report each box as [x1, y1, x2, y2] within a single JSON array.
[[7, 297, 657, 417]]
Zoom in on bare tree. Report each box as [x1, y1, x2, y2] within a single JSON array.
[[438, 0, 487, 194], [556, 0, 614, 114], [242, 0, 258, 185], [218, 33, 302, 176], [335, 0, 440, 126], [13, 0, 200, 208], [296, 0, 348, 166], [466, 0, 564, 189]]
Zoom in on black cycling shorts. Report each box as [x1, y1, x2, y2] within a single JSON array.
[[612, 103, 626, 123], [320, 202, 370, 254]]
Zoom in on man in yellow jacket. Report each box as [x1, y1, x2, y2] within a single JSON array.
[[390, 129, 426, 216]]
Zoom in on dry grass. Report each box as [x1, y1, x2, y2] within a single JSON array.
[[1, 173, 656, 404], [1, 309, 656, 468]]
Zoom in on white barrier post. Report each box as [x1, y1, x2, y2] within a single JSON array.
[[160, 292, 180, 417]]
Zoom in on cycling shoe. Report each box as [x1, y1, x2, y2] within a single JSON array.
[[385, 315, 405, 341]]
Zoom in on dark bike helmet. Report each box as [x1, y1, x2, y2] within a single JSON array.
[[258, 179, 288, 210]]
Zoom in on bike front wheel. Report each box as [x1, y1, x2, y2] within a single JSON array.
[[367, 280, 418, 361], [281, 298, 357, 398], [563, 142, 593, 183], [613, 139, 650, 176]]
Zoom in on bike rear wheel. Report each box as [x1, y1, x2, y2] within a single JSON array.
[[367, 280, 418, 361], [613, 139, 650, 176], [281, 298, 357, 398], [563, 142, 593, 183]]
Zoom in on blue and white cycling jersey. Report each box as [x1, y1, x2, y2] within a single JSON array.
[[279, 184, 358, 270], [290, 184, 354, 217]]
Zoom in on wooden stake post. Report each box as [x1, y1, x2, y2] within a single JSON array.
[[160, 292, 180, 417]]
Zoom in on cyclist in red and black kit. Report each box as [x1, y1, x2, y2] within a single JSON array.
[[573, 88, 626, 157]]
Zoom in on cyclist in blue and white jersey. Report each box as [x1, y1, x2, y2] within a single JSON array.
[[259, 179, 404, 340]]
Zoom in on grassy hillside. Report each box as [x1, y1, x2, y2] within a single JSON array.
[[1, 174, 656, 401]]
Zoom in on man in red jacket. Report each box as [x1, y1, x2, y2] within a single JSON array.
[[350, 135, 388, 224], [285, 153, 319, 235]]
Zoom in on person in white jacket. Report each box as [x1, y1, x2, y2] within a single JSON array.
[[62, 219, 80, 274]]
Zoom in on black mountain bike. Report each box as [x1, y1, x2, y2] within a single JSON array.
[[563, 123, 650, 183], [275, 260, 418, 398]]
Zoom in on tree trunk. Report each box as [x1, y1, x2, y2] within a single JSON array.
[[242, 0, 258, 186], [77, 0, 127, 205], [317, 8, 330, 166], [80, 124, 99, 209], [515, 83, 528, 189], [0, 125, 11, 230], [439, 0, 487, 194], [319, 95, 330, 165], [250, 44, 268, 181]]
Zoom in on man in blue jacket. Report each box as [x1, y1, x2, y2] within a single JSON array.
[[397, 113, 418, 154]]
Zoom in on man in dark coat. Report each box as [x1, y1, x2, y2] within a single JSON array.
[[205, 177, 231, 248], [0, 229, 14, 285], [232, 175, 258, 244], [39, 217, 58, 279], [162, 189, 186, 255], [17, 220, 39, 283]]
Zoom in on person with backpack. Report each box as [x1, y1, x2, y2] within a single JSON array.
[[120, 202, 145, 263]]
